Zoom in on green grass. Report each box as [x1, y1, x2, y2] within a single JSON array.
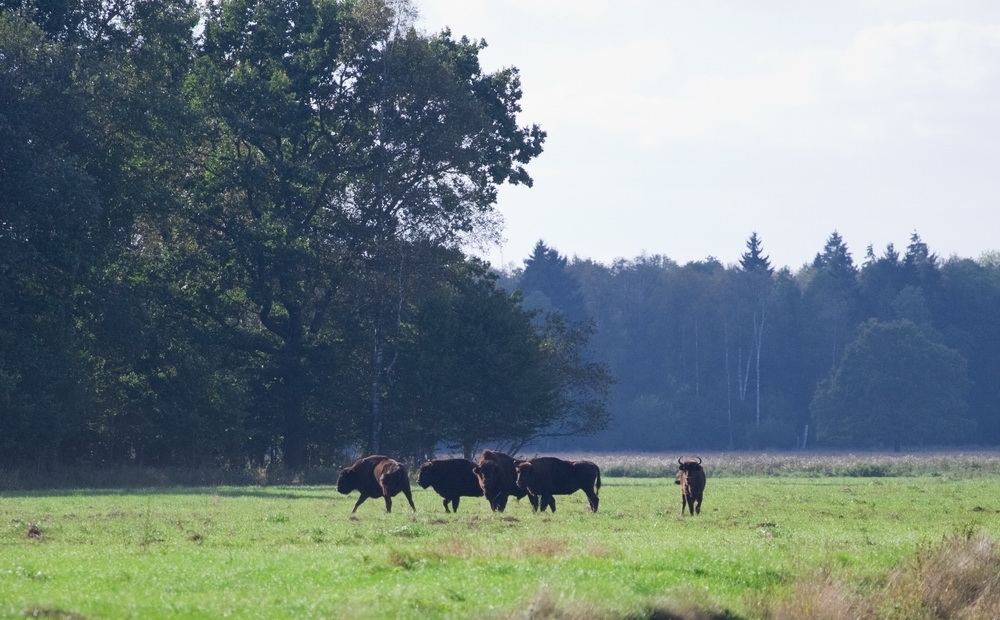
[[4, 473, 1000, 619]]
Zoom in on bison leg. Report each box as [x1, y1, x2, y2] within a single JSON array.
[[384, 494, 393, 513], [452, 497, 460, 513], [352, 495, 369, 513], [402, 488, 416, 512], [442, 497, 451, 513], [528, 494, 539, 511], [584, 489, 599, 512], [683, 493, 695, 516], [540, 495, 555, 512]]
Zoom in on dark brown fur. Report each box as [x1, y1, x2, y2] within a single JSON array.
[[417, 458, 483, 513], [472, 450, 538, 512], [675, 457, 706, 516], [514, 457, 601, 513], [337, 455, 415, 513]]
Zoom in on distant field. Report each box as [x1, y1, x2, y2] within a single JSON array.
[[3, 453, 1000, 618]]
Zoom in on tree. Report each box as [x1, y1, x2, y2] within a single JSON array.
[[392, 258, 610, 459], [736, 232, 774, 429], [178, 0, 544, 468], [349, 19, 545, 454], [519, 240, 587, 323], [811, 319, 973, 450], [0, 13, 98, 464], [937, 258, 1000, 444], [0, 2, 201, 466], [739, 232, 773, 274], [860, 243, 904, 321], [800, 232, 860, 406]]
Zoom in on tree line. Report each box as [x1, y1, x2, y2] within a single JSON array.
[[0, 0, 613, 470], [6, 0, 995, 469], [513, 234, 1000, 452]]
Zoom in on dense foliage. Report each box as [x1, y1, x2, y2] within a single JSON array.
[[513, 236, 1000, 452], [0, 0, 620, 470], [4, 0, 998, 467]]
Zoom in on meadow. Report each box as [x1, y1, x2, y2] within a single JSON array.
[[3, 452, 1000, 619]]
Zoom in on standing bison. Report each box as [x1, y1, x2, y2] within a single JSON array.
[[472, 450, 538, 512], [675, 456, 706, 516], [337, 455, 416, 513], [514, 457, 601, 513], [417, 458, 483, 513]]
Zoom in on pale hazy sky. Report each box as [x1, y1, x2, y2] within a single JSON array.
[[416, 1, 1000, 271]]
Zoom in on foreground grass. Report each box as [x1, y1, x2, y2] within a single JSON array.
[[4, 474, 1000, 618]]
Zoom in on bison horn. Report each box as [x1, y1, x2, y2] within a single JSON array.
[[678, 457, 684, 465], [696, 456, 702, 465]]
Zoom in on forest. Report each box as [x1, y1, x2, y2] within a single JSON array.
[[3, 0, 998, 473], [510, 234, 1000, 453]]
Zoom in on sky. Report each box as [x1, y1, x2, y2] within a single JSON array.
[[415, 0, 1000, 271]]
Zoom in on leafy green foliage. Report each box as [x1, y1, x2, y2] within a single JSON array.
[[0, 0, 569, 469], [811, 319, 974, 449]]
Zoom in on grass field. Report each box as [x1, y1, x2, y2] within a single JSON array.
[[3, 453, 1000, 618]]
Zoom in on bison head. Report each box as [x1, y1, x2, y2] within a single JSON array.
[[417, 461, 434, 489], [336, 466, 358, 494], [514, 462, 535, 491], [677, 456, 703, 474], [472, 462, 498, 496]]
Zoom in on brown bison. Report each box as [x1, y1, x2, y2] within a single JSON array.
[[336, 455, 416, 513], [417, 458, 483, 513], [471, 450, 538, 512], [675, 456, 706, 516], [514, 457, 601, 513]]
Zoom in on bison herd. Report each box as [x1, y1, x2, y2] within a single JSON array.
[[337, 452, 706, 516]]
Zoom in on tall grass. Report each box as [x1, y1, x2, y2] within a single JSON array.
[[572, 451, 1000, 479], [5, 451, 1000, 491], [769, 532, 1000, 619]]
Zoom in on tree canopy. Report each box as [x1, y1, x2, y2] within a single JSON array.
[[0, 0, 621, 471], [811, 319, 973, 450]]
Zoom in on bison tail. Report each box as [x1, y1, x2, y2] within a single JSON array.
[[596, 470, 602, 493]]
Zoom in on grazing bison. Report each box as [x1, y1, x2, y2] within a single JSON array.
[[472, 450, 538, 512], [514, 457, 601, 513], [675, 456, 706, 516], [417, 458, 483, 513], [337, 455, 416, 513]]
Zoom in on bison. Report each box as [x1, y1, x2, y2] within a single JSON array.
[[675, 456, 706, 516], [417, 458, 483, 513], [336, 455, 416, 513], [514, 457, 601, 513], [471, 450, 538, 512]]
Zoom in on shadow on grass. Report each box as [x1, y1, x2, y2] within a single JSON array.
[[0, 465, 344, 497], [1, 486, 336, 500]]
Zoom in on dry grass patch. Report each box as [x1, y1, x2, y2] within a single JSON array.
[[766, 569, 875, 620], [511, 589, 741, 620], [768, 532, 1000, 619], [512, 537, 569, 559], [887, 532, 1000, 619]]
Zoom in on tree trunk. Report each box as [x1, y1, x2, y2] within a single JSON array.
[[281, 352, 307, 471], [724, 321, 733, 449], [754, 311, 764, 427], [369, 335, 384, 455]]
